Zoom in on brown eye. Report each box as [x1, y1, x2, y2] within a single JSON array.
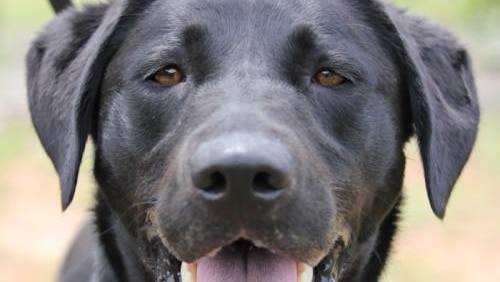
[[152, 65, 184, 86], [314, 69, 347, 87]]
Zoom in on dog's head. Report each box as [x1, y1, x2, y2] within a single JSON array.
[[27, 0, 479, 281]]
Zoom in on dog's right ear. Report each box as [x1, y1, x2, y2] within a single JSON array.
[[27, 0, 150, 210]]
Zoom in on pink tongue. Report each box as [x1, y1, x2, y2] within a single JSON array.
[[197, 248, 297, 282]]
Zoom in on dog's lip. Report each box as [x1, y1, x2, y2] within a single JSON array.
[[171, 238, 348, 282], [313, 238, 348, 281]]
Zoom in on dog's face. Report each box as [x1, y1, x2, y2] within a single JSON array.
[[100, 0, 404, 264], [27, 0, 479, 281]]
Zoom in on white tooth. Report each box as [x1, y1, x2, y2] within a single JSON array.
[[181, 263, 197, 282], [297, 263, 313, 282]]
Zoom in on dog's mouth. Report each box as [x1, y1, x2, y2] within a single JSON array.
[[153, 239, 346, 282], [181, 239, 309, 282]]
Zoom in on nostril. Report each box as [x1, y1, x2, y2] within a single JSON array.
[[252, 171, 287, 200], [197, 171, 227, 199], [189, 135, 294, 203]]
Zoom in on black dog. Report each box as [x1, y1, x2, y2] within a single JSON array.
[[27, 0, 479, 281]]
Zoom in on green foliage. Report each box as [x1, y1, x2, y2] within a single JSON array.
[[0, 0, 101, 30], [0, 0, 53, 30], [0, 124, 32, 166], [394, 0, 500, 25]]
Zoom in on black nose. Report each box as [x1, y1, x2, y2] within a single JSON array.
[[189, 134, 294, 203]]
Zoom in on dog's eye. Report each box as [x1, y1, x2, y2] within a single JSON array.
[[152, 65, 185, 86], [313, 69, 347, 87]]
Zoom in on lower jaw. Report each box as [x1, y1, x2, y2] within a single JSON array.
[[155, 239, 345, 282]]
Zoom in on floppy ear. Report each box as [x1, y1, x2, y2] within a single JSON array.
[[377, 4, 480, 218], [27, 0, 145, 210]]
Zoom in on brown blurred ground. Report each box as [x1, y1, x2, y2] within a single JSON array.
[[1, 1, 499, 281]]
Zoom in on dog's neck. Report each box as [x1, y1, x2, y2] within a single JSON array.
[[94, 196, 148, 282]]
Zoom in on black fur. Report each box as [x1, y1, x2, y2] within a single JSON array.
[[27, 1, 479, 281], [360, 201, 401, 282]]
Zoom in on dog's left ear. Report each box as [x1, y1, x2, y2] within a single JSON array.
[[377, 3, 480, 218]]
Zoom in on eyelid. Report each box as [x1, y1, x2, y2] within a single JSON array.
[[312, 68, 349, 88], [145, 64, 178, 81], [144, 63, 177, 81], [138, 47, 184, 80], [319, 52, 364, 84], [143, 62, 187, 85], [320, 65, 360, 85]]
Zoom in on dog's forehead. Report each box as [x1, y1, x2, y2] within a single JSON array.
[[132, 0, 372, 47], [111, 0, 395, 88]]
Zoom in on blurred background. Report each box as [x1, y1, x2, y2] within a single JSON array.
[[0, 0, 499, 281]]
